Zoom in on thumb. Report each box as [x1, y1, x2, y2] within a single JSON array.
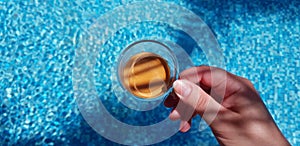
[[171, 80, 224, 124]]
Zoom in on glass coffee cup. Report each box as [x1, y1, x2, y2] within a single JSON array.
[[118, 40, 178, 101]]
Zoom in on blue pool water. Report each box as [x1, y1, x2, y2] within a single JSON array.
[[1, 0, 299, 145]]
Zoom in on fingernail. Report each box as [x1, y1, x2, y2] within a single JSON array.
[[179, 121, 190, 132], [173, 80, 192, 97], [169, 110, 180, 121]]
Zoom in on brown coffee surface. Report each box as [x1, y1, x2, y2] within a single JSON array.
[[122, 52, 171, 99]]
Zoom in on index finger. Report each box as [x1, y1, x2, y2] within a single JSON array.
[[179, 66, 241, 98]]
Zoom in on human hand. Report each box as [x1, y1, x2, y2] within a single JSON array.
[[164, 66, 290, 146]]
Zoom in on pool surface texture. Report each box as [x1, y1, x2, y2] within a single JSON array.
[[1, 0, 299, 145]]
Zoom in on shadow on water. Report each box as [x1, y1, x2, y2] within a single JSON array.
[[172, 29, 201, 55], [187, 0, 300, 26]]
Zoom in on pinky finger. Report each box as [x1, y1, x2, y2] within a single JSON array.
[[179, 120, 192, 132]]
